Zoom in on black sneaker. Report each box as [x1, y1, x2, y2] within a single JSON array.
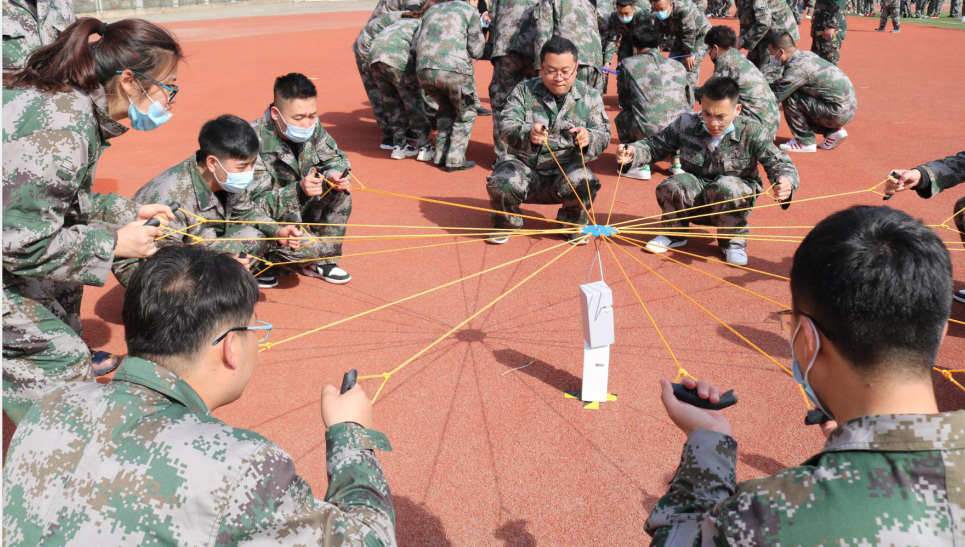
[[256, 274, 278, 289], [302, 264, 351, 284], [954, 289, 965, 304], [380, 136, 394, 150], [476, 106, 492, 116], [445, 161, 476, 172]]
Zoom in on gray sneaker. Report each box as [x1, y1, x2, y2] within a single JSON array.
[[391, 144, 418, 160]]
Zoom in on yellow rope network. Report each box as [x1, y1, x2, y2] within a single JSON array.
[[151, 143, 965, 404]]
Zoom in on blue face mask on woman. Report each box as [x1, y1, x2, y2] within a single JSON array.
[[273, 107, 317, 143], [213, 157, 254, 194], [790, 319, 834, 420], [126, 81, 172, 131]]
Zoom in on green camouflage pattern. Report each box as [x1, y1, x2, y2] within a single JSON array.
[[810, 0, 847, 64], [368, 17, 419, 73], [654, 0, 711, 88], [707, 0, 734, 17], [368, 0, 415, 21], [736, 0, 799, 72], [250, 107, 353, 266], [915, 151, 965, 245], [414, 0, 485, 75], [2, 356, 396, 545], [646, 412, 965, 545], [698, 48, 780, 141], [489, 52, 538, 159], [601, 7, 652, 67], [770, 50, 856, 145], [487, 156, 602, 228], [879, 0, 901, 29], [533, 0, 604, 71], [353, 11, 405, 140], [489, 0, 540, 59], [417, 68, 478, 166], [614, 49, 692, 144], [369, 19, 429, 148], [2, 0, 75, 72]]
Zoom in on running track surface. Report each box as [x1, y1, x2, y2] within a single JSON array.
[[7, 11, 965, 545]]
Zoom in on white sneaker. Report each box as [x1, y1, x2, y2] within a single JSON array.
[[487, 234, 510, 244], [818, 128, 848, 150], [722, 247, 748, 266], [954, 289, 965, 304], [390, 144, 418, 159], [416, 145, 435, 162], [645, 235, 688, 254], [779, 139, 817, 153], [302, 264, 352, 284], [623, 165, 651, 180], [671, 161, 685, 175]]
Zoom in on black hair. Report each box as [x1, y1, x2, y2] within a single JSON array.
[[273, 72, 317, 101], [768, 31, 796, 50], [699, 76, 739, 102], [791, 206, 952, 376], [124, 245, 260, 374], [630, 19, 661, 50], [195, 115, 260, 164], [616, 0, 636, 8], [540, 36, 579, 64], [704, 25, 737, 50]]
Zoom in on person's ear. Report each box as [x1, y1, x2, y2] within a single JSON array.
[[940, 322, 949, 344], [734, 103, 742, 116], [800, 318, 820, 361], [269, 106, 281, 124], [205, 155, 219, 175], [222, 331, 241, 371], [116, 69, 138, 99]]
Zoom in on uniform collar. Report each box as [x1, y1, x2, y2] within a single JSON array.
[[190, 156, 220, 212], [534, 79, 583, 105], [112, 356, 211, 416], [820, 411, 965, 454], [257, 104, 320, 170], [90, 86, 129, 142]]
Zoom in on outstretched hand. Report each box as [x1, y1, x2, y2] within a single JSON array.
[[883, 168, 922, 197], [660, 378, 734, 437]]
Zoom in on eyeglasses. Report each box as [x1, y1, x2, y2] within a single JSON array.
[[776, 310, 836, 341], [116, 69, 179, 102], [211, 320, 273, 346], [543, 68, 575, 79]]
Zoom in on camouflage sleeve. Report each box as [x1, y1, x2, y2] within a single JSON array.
[[602, 16, 620, 64], [631, 117, 683, 168], [744, 0, 772, 50], [645, 430, 738, 546], [756, 138, 800, 190], [499, 84, 534, 151], [228, 190, 280, 238], [250, 156, 302, 218], [617, 67, 633, 111], [679, 8, 700, 54], [768, 62, 808, 103], [2, 130, 116, 287], [582, 90, 611, 162], [88, 192, 141, 228], [533, 0, 557, 68], [215, 423, 394, 546], [814, 0, 846, 29], [468, 8, 486, 60], [316, 132, 352, 181], [915, 151, 965, 199]]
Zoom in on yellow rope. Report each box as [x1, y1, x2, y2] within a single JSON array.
[[543, 140, 595, 226]]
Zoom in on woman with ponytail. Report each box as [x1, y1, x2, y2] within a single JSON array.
[[2, 17, 183, 424]]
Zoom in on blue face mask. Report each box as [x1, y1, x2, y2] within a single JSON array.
[[702, 121, 735, 138], [126, 81, 172, 131], [274, 107, 317, 143], [618, 14, 634, 23], [790, 319, 834, 420], [213, 157, 255, 194], [654, 8, 670, 19]]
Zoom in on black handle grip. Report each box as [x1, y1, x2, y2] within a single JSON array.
[[340, 168, 351, 178], [238, 252, 247, 259], [672, 383, 738, 410], [169, 201, 182, 214], [804, 409, 832, 426], [143, 218, 161, 227], [340, 369, 358, 394]]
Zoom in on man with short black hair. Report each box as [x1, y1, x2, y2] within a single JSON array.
[[645, 205, 963, 545], [251, 73, 354, 284], [3, 245, 396, 544], [617, 76, 797, 265], [113, 115, 305, 289], [487, 37, 610, 244]]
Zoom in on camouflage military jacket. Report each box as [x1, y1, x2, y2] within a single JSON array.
[[916, 150, 965, 199], [2, 357, 396, 546], [533, 0, 604, 69], [629, 113, 799, 189], [618, 50, 693, 137], [602, 7, 653, 63], [369, 18, 420, 72], [489, 0, 539, 59], [367, 0, 410, 22], [2, 0, 75, 72], [352, 11, 404, 59], [499, 77, 611, 170], [769, 50, 857, 108], [414, 1, 485, 75], [250, 106, 351, 218], [737, 0, 799, 51], [2, 85, 140, 288], [811, 0, 846, 30], [645, 411, 965, 545], [654, 0, 710, 55], [698, 48, 780, 139]]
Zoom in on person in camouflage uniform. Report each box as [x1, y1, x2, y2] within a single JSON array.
[[615, 20, 691, 181], [706, 0, 734, 17], [601, 0, 653, 76], [2, 0, 74, 73], [651, 0, 711, 90], [950, 0, 961, 17], [3, 245, 396, 545], [876, 0, 901, 30], [701, 25, 780, 140], [368, 0, 422, 21], [111, 116, 307, 288], [487, 0, 540, 160], [787, 0, 803, 20], [2, 19, 181, 423], [487, 37, 610, 243], [925, 0, 945, 15], [250, 73, 355, 284], [646, 205, 963, 545], [353, 10, 406, 150], [810, 0, 846, 64], [532, 0, 606, 92], [768, 32, 856, 153], [617, 77, 797, 265], [735, 0, 799, 82], [414, 0, 485, 171], [884, 150, 965, 303]]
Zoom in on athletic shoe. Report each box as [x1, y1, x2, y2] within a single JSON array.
[[302, 264, 352, 284], [380, 137, 394, 150], [671, 160, 685, 175], [256, 274, 278, 289], [487, 234, 510, 245], [891, 29, 900, 33], [644, 235, 688, 254], [623, 165, 651, 180], [722, 247, 748, 266], [818, 128, 848, 150], [806, 13, 812, 18], [954, 289, 965, 304], [567, 233, 589, 245], [875, 27, 886, 31], [416, 145, 435, 162], [476, 106, 492, 116], [391, 144, 418, 159], [445, 161, 476, 172], [779, 139, 817, 153]]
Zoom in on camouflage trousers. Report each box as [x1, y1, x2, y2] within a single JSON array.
[[955, 195, 965, 246], [788, 0, 803, 22], [706, 0, 733, 17], [656, 173, 757, 249], [670, 45, 707, 90], [3, 279, 92, 425], [355, 52, 392, 140], [489, 52, 537, 159], [926, 0, 944, 14], [418, 68, 477, 167], [879, 3, 901, 27], [486, 158, 600, 229], [914, 0, 929, 13], [810, 14, 847, 64], [900, 0, 912, 15], [578, 65, 604, 94], [783, 90, 855, 145], [371, 62, 430, 148], [284, 188, 353, 267], [951, 0, 961, 17]]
